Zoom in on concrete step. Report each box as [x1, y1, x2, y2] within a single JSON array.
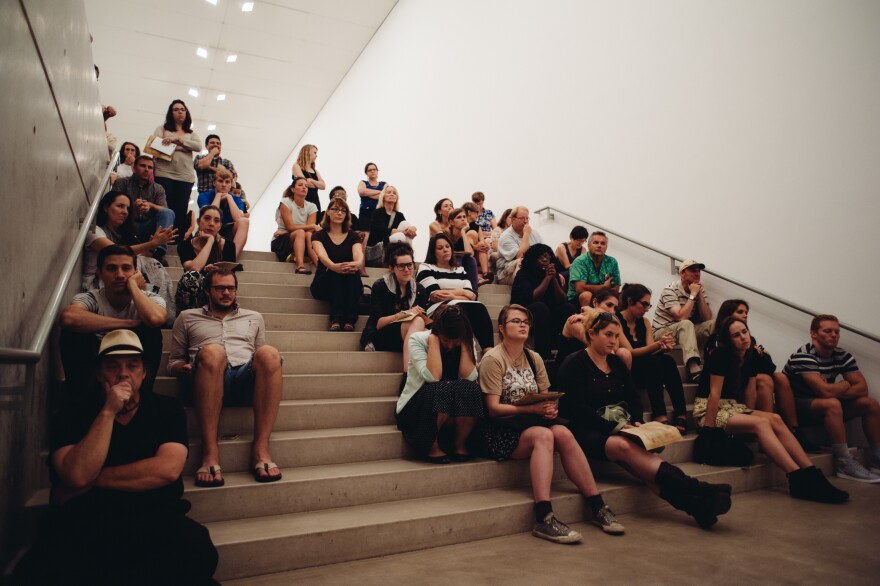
[[154, 372, 403, 400], [184, 397, 397, 437], [236, 296, 505, 321], [206, 452, 835, 581], [182, 425, 408, 473], [261, 313, 368, 332], [159, 350, 401, 375]]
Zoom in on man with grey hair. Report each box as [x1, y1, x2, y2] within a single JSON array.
[[495, 206, 544, 285]]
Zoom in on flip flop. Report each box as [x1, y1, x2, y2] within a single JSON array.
[[295, 266, 312, 274], [252, 461, 282, 483], [194, 465, 224, 488]]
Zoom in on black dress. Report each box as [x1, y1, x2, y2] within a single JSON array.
[[310, 230, 363, 325], [617, 312, 687, 418], [557, 351, 644, 460], [296, 167, 322, 213]]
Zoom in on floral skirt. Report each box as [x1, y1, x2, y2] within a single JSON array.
[[693, 397, 752, 430]]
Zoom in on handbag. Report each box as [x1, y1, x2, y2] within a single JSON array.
[[364, 211, 396, 265], [692, 427, 755, 467]]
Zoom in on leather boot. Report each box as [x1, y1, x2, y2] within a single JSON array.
[[788, 467, 849, 504], [655, 462, 731, 528]]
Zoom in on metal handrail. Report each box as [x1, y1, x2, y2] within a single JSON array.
[[0, 153, 119, 364], [535, 206, 880, 344]]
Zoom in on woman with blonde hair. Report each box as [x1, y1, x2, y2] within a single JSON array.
[[364, 185, 417, 267], [291, 144, 326, 212]]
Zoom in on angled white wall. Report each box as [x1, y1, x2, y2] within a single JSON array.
[[253, 0, 879, 344]]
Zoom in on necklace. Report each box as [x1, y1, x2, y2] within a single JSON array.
[[116, 400, 140, 417]]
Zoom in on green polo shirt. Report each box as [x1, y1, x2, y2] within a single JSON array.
[[566, 254, 621, 301]]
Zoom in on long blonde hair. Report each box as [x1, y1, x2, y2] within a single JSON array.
[[295, 144, 317, 171]]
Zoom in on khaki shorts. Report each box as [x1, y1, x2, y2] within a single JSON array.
[[693, 397, 752, 430]]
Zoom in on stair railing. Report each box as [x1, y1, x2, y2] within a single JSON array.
[[534, 206, 879, 344]]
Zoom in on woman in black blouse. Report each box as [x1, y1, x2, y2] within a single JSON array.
[[695, 317, 848, 503], [310, 198, 364, 331], [510, 243, 576, 359], [558, 309, 734, 527], [365, 185, 417, 266], [175, 205, 237, 312], [617, 284, 688, 433], [361, 243, 428, 372]]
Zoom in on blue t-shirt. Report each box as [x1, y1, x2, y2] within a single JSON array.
[[197, 191, 246, 225]]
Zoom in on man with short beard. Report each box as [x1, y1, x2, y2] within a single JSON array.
[[111, 155, 175, 264], [168, 268, 282, 487]]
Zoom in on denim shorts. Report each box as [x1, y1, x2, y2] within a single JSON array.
[[192, 350, 255, 407]]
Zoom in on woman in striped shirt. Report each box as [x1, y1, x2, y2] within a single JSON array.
[[416, 234, 494, 354]]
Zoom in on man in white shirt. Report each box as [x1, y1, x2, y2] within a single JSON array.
[[495, 206, 544, 285]]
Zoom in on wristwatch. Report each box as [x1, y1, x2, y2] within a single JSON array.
[[688, 295, 696, 300]]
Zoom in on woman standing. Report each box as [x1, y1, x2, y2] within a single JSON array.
[[291, 144, 326, 212], [617, 284, 688, 433], [357, 162, 385, 240], [271, 177, 320, 274], [557, 310, 734, 528], [153, 100, 202, 237], [310, 198, 364, 332], [396, 305, 485, 463], [480, 304, 623, 542], [694, 317, 848, 503], [361, 243, 427, 372], [416, 234, 494, 353]]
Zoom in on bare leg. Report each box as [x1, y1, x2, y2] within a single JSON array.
[[754, 374, 775, 412], [552, 426, 600, 497], [511, 427, 555, 502], [251, 345, 282, 479], [772, 372, 799, 428], [604, 435, 662, 492], [843, 396, 880, 444], [193, 344, 227, 484], [305, 232, 319, 266], [451, 416, 476, 455], [429, 412, 450, 458], [726, 411, 811, 472], [810, 398, 847, 444], [291, 230, 306, 270], [400, 317, 426, 372], [232, 217, 250, 257]]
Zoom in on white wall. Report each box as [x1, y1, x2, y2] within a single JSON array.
[[251, 0, 880, 378]]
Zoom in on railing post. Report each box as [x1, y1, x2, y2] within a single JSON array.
[[669, 257, 677, 275]]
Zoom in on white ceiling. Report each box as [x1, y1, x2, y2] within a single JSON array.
[[84, 0, 397, 207]]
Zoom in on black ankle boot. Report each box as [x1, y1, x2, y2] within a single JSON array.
[[655, 462, 732, 528], [787, 467, 849, 504]]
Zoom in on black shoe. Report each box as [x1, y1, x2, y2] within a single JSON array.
[[788, 467, 849, 504], [792, 427, 822, 454]]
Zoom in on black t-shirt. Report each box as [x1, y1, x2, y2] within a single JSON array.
[[697, 347, 759, 401], [50, 392, 188, 512], [367, 210, 407, 246], [312, 230, 360, 276], [177, 236, 237, 265], [557, 350, 644, 434]]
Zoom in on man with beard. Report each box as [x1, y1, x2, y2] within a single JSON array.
[[167, 268, 282, 487]]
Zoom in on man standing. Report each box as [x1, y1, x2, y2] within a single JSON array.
[[652, 259, 714, 382], [60, 245, 167, 394], [168, 269, 282, 487], [566, 231, 621, 307], [194, 134, 237, 196], [495, 206, 544, 285], [111, 155, 175, 265], [14, 330, 218, 584], [784, 314, 880, 482]]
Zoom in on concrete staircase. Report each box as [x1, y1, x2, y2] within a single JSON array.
[[28, 249, 840, 582]]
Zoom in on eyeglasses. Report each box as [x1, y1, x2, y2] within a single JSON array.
[[394, 262, 414, 271], [596, 312, 615, 323], [327, 208, 346, 213], [638, 301, 652, 309], [505, 318, 531, 326], [210, 285, 237, 292]]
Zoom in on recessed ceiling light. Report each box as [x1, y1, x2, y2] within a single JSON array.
[[226, 54, 238, 63], [207, 124, 217, 131], [196, 47, 208, 59], [188, 88, 199, 97], [205, 0, 217, 5], [216, 94, 226, 102], [242, 2, 254, 12]]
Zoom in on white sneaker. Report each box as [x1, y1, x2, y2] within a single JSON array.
[[836, 457, 880, 483]]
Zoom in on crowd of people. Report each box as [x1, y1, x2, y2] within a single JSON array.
[[18, 99, 879, 580]]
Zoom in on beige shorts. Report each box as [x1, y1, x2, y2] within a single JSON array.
[[693, 397, 752, 430]]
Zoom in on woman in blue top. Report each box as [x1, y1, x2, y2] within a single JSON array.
[[357, 162, 385, 244], [395, 304, 485, 463]]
